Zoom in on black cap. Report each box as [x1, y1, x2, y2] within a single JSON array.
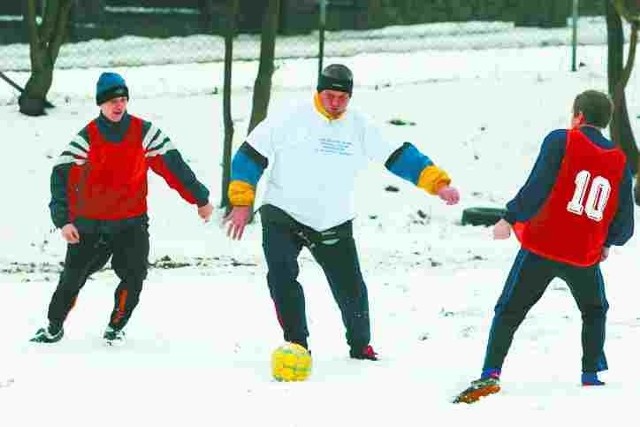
[[317, 64, 353, 96]]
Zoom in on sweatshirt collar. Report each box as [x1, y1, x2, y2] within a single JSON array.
[[313, 92, 346, 121], [97, 111, 131, 142]]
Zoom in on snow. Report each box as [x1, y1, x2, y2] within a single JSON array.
[[1, 17, 639, 426]]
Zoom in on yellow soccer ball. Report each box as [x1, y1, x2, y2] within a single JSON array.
[[271, 342, 312, 382]]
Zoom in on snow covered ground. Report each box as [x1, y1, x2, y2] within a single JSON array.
[[0, 17, 639, 426]]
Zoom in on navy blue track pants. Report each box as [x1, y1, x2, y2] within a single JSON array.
[[482, 249, 609, 373], [260, 204, 370, 350]]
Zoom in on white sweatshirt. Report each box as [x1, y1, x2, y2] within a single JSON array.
[[246, 100, 397, 231]]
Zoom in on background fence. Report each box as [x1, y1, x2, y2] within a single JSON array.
[[0, 0, 610, 73]]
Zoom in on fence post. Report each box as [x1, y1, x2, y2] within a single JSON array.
[[318, 0, 327, 80], [571, 0, 579, 71]]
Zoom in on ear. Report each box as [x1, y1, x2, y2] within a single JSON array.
[[571, 111, 585, 128]]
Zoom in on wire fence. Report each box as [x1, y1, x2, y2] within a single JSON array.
[[0, 15, 616, 73], [0, 0, 613, 72]]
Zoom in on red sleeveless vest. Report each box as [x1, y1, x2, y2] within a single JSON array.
[[70, 116, 148, 220], [513, 129, 626, 267]]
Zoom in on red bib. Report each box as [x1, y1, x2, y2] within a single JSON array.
[[70, 116, 148, 220], [514, 129, 626, 266]]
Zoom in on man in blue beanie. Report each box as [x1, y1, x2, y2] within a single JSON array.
[[30, 71, 214, 346]]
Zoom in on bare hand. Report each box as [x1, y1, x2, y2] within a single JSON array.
[[223, 206, 251, 240], [492, 218, 511, 240], [437, 185, 460, 205], [600, 247, 610, 262], [198, 202, 214, 222], [61, 223, 80, 244]]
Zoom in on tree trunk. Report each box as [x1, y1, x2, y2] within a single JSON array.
[[220, 0, 240, 211], [616, 0, 640, 18], [606, 0, 639, 181], [247, 0, 280, 134], [21, 0, 73, 116], [611, 0, 640, 203]]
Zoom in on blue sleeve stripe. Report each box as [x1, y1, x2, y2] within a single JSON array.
[[385, 142, 433, 184], [231, 144, 267, 187]]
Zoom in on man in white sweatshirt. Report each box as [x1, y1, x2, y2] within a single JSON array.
[[224, 64, 460, 360]]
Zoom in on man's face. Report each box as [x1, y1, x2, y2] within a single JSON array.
[[100, 96, 128, 122], [319, 89, 350, 117]]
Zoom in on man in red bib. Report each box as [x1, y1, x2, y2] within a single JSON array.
[[454, 90, 634, 404], [31, 72, 213, 346]]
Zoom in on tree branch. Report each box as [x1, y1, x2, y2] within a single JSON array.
[[619, 22, 638, 89], [25, 0, 40, 49], [614, 0, 640, 23], [49, 0, 73, 63], [40, 0, 61, 43]]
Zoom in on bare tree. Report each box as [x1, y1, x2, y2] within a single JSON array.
[[220, 0, 240, 210], [247, 0, 280, 134], [21, 0, 73, 116], [607, 0, 640, 203]]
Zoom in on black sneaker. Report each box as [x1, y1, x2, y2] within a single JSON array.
[[453, 377, 501, 404], [103, 326, 125, 346], [349, 345, 378, 360], [30, 324, 64, 343]]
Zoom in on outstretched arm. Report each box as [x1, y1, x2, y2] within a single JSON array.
[[385, 142, 459, 204], [144, 123, 211, 220], [224, 142, 269, 239]]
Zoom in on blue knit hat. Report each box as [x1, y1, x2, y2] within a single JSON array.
[[96, 72, 129, 105]]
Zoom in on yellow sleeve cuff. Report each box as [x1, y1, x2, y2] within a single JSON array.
[[228, 180, 255, 206], [417, 165, 451, 195]]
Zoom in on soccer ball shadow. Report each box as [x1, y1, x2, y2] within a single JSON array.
[[271, 342, 312, 382]]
